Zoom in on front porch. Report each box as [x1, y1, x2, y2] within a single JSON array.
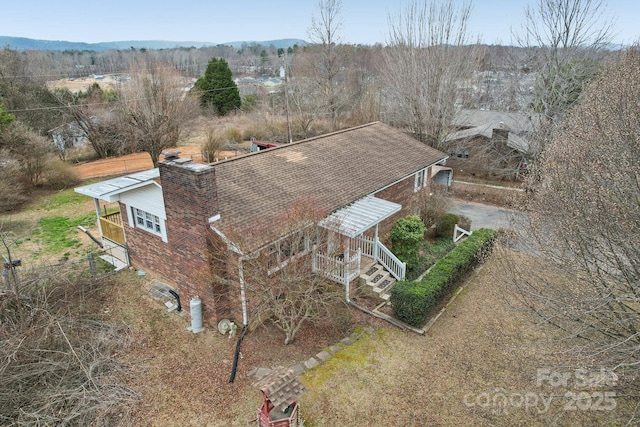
[[313, 196, 406, 298]]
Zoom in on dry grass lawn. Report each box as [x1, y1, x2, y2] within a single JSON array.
[[299, 253, 636, 426], [88, 251, 636, 426]]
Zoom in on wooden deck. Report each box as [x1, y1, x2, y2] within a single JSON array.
[[99, 212, 125, 245]]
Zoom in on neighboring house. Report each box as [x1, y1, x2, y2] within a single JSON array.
[[444, 109, 539, 178], [49, 121, 89, 152], [75, 122, 452, 327]]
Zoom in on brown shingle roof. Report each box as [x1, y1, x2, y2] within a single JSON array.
[[252, 366, 306, 411], [213, 122, 447, 248]]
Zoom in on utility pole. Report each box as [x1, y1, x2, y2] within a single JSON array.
[[283, 51, 292, 144]]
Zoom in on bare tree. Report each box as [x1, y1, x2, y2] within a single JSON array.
[[118, 59, 199, 167], [0, 120, 51, 186], [503, 48, 640, 398], [65, 85, 129, 159], [286, 75, 324, 138], [382, 0, 476, 148], [201, 127, 226, 163], [306, 0, 349, 131], [514, 0, 614, 155], [211, 201, 345, 345]]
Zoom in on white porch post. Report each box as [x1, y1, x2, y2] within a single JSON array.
[[344, 238, 351, 300], [343, 238, 351, 288], [93, 198, 103, 236], [374, 224, 379, 260], [312, 244, 318, 272]]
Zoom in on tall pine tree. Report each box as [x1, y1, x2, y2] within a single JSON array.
[[194, 58, 241, 116]]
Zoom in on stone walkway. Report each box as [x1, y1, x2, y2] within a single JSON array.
[[247, 326, 376, 380]]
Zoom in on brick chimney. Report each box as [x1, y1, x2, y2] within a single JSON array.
[[492, 123, 509, 146], [159, 155, 219, 244], [156, 154, 221, 323]]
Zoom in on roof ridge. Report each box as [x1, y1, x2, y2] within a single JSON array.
[[211, 122, 382, 167]]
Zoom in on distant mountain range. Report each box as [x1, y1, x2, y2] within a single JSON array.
[[0, 36, 307, 51]]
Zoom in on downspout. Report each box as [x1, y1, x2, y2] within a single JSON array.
[[210, 225, 250, 383], [237, 255, 249, 327], [229, 254, 250, 383]]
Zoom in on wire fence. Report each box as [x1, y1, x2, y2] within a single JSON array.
[[2, 252, 122, 291]]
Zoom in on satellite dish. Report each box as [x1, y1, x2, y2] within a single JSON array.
[[218, 319, 232, 335]]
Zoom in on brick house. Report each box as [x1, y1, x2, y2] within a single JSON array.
[[444, 109, 539, 178], [75, 122, 451, 327]]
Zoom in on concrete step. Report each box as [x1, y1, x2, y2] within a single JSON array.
[[360, 263, 396, 299], [360, 263, 383, 283]]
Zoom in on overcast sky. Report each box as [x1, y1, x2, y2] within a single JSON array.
[[2, 0, 638, 46]]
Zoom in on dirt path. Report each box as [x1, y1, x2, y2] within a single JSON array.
[[73, 145, 241, 180]]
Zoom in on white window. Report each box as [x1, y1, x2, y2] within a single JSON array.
[[133, 208, 162, 235], [414, 167, 428, 192]]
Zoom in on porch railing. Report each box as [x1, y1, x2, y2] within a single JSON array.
[[99, 212, 125, 245], [376, 240, 406, 281], [313, 248, 361, 286], [350, 235, 375, 259]]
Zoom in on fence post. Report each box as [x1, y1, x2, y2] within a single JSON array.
[[88, 253, 96, 276]]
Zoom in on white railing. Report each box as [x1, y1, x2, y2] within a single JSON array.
[[350, 235, 375, 259], [454, 224, 472, 243], [376, 241, 406, 281], [313, 249, 361, 286]]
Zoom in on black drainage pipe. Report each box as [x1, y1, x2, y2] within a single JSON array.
[[228, 324, 248, 383], [77, 226, 103, 248], [168, 289, 182, 312]]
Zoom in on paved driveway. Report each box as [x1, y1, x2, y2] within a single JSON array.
[[448, 199, 525, 231], [448, 199, 536, 253]]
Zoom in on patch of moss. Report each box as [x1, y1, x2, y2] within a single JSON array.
[[301, 332, 380, 390]]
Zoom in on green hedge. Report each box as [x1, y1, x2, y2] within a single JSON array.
[[390, 228, 497, 327]]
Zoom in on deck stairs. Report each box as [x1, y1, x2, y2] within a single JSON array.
[[359, 263, 396, 301]]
